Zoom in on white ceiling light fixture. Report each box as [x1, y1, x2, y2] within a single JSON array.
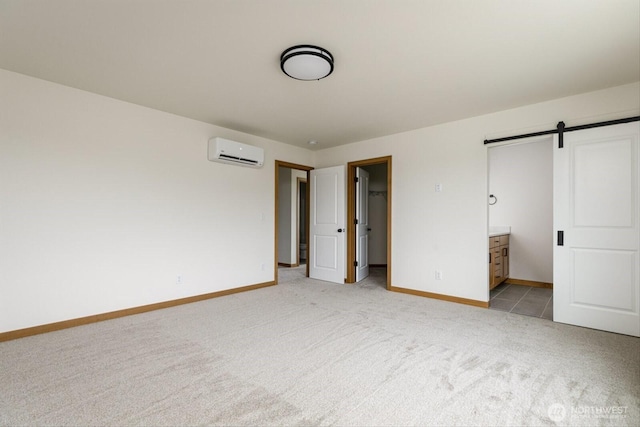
[[280, 45, 334, 81]]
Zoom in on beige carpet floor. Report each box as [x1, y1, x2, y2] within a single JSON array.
[[1, 267, 638, 426]]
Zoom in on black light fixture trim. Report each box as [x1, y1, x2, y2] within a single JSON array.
[[280, 45, 334, 81]]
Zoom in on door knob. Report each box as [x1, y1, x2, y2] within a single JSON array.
[[367, 228, 372, 231], [337, 228, 344, 232]]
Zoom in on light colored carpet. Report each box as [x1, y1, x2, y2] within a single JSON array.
[[1, 268, 638, 426]]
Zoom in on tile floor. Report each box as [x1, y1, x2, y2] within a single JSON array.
[[489, 283, 553, 320]]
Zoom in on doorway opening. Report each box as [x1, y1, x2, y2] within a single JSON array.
[[296, 177, 307, 266], [487, 138, 553, 320], [347, 156, 392, 289], [275, 161, 313, 284]]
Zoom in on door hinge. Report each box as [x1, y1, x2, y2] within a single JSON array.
[[354, 261, 358, 267], [354, 218, 358, 225], [557, 230, 564, 246], [354, 177, 359, 183]]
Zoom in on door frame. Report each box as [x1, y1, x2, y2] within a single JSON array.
[[346, 156, 392, 288], [275, 160, 313, 284]]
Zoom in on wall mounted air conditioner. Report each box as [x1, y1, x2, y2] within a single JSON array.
[[207, 137, 264, 168]]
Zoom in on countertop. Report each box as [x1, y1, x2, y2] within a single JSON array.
[[489, 226, 511, 237]]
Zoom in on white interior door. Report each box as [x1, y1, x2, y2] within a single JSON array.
[[309, 166, 345, 284], [554, 121, 640, 336], [355, 167, 370, 282]]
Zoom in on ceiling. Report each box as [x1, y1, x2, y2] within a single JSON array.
[[1, 0, 638, 150]]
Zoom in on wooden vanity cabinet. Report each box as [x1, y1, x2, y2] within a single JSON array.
[[489, 234, 509, 289], [500, 235, 509, 279]]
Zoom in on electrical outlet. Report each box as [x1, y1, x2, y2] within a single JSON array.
[[435, 183, 443, 193], [435, 270, 442, 280], [176, 275, 183, 285]]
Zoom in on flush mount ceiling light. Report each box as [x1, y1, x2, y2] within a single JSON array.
[[280, 45, 334, 81]]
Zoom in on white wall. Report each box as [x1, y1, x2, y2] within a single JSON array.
[[315, 82, 640, 302], [489, 139, 553, 283], [0, 69, 313, 333], [2, 69, 638, 333]]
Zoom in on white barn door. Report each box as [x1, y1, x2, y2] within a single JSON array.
[[309, 166, 345, 284], [554, 121, 640, 336]]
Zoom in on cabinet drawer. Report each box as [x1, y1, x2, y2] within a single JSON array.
[[490, 237, 501, 248], [499, 235, 509, 246]]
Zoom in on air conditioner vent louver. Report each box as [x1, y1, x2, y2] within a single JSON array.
[[208, 137, 264, 168], [218, 153, 260, 165]]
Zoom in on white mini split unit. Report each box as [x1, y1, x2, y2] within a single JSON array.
[[208, 137, 264, 168]]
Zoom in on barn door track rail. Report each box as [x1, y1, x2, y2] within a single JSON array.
[[484, 116, 640, 148]]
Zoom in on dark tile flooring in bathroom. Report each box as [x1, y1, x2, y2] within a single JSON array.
[[489, 283, 553, 320]]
